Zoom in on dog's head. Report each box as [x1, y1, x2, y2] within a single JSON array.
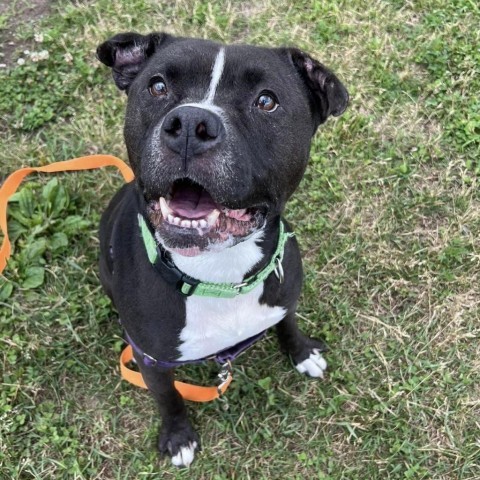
[[97, 32, 348, 256]]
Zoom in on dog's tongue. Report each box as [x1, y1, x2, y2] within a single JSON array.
[[169, 183, 217, 219]]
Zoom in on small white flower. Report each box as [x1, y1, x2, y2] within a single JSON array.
[[31, 52, 39, 62], [34, 33, 44, 43], [0, 63, 7, 68], [64, 52, 73, 64], [38, 50, 49, 60], [24, 49, 31, 55], [17, 58, 25, 66]]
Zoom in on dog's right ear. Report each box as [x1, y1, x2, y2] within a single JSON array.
[[96, 32, 170, 92]]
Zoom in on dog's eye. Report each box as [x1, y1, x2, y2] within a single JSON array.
[[255, 93, 278, 112], [149, 78, 168, 97]]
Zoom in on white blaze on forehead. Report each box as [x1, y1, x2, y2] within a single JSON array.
[[203, 48, 226, 104]]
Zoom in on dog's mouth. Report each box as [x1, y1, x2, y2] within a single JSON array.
[[147, 179, 266, 256]]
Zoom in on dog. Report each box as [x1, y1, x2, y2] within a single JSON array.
[[96, 31, 348, 467]]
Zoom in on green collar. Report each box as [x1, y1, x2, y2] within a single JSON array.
[[138, 215, 294, 298]]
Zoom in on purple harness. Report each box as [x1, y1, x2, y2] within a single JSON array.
[[125, 329, 266, 369]]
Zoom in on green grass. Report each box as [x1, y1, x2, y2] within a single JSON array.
[[1, 0, 479, 478]]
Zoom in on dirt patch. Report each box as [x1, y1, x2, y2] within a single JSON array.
[[0, 0, 51, 67]]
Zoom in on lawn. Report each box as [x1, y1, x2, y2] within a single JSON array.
[[0, 0, 479, 479]]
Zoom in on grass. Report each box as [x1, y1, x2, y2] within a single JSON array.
[[1, 0, 479, 478]]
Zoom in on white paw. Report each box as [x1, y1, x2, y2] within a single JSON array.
[[171, 441, 198, 468], [295, 349, 327, 378]]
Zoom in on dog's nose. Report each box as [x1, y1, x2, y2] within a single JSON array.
[[162, 106, 225, 159]]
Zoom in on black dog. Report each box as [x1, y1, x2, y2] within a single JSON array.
[[96, 32, 348, 467]]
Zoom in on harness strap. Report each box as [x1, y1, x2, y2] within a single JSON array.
[[0, 155, 134, 275], [124, 329, 265, 368]]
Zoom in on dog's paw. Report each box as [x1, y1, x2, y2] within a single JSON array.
[[159, 425, 200, 468], [287, 336, 328, 378], [171, 441, 198, 468], [294, 348, 327, 378]]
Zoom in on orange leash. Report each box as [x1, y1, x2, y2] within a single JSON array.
[[120, 345, 233, 402], [0, 154, 134, 274], [0, 155, 233, 402]]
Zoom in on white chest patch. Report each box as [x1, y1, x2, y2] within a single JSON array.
[[178, 283, 286, 361], [170, 231, 287, 361]]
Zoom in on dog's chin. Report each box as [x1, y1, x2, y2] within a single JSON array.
[[146, 179, 266, 257]]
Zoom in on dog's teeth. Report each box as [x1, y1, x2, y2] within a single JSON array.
[[159, 197, 171, 220], [191, 220, 198, 228], [206, 209, 220, 227], [173, 217, 181, 225], [181, 219, 192, 228], [168, 214, 174, 224], [199, 219, 207, 228]]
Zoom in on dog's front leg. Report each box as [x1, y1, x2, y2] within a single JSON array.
[[134, 353, 200, 468]]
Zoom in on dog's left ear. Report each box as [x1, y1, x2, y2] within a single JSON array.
[[288, 48, 349, 126], [97, 32, 171, 92]]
